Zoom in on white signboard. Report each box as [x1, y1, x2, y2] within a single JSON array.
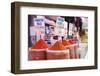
[[64, 21, 68, 36], [30, 26, 35, 36], [55, 17, 65, 36], [33, 17, 45, 40], [69, 23, 74, 35], [34, 17, 45, 26], [56, 17, 64, 26]]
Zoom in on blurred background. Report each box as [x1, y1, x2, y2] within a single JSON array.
[[28, 15, 88, 47]]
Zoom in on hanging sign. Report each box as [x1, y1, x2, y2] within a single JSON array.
[[30, 26, 35, 36], [56, 17, 64, 26], [55, 17, 65, 36], [34, 17, 45, 35], [34, 17, 45, 26], [69, 23, 74, 35], [64, 21, 68, 36]]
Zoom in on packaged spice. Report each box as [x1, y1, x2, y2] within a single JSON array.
[[28, 39, 49, 60], [47, 41, 70, 60]]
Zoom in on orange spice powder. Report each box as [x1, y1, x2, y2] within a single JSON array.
[[31, 39, 49, 49], [69, 39, 76, 44], [49, 41, 66, 50], [62, 39, 71, 46]]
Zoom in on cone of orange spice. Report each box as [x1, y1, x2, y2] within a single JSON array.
[[28, 39, 49, 60], [46, 41, 70, 60], [31, 39, 49, 49], [62, 39, 71, 46], [62, 39, 79, 59]]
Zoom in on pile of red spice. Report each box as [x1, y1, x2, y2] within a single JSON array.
[[31, 39, 49, 49], [49, 41, 66, 50], [62, 39, 71, 46], [69, 39, 76, 44]]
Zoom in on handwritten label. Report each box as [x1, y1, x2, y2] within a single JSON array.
[[34, 18, 45, 26], [56, 17, 64, 26]]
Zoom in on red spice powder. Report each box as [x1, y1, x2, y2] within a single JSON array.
[[49, 41, 66, 50], [69, 39, 76, 44], [62, 39, 71, 46], [31, 39, 49, 49]]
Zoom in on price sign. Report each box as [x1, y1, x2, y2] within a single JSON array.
[[34, 18, 45, 26], [55, 17, 65, 36], [64, 21, 68, 36], [34, 17, 45, 35], [30, 26, 35, 36], [56, 17, 64, 26]]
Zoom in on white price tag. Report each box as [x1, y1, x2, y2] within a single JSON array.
[[56, 17, 64, 26], [34, 18, 45, 26], [33, 17, 45, 35], [30, 26, 35, 36], [55, 17, 65, 36]]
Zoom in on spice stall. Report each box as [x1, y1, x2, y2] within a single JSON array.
[[47, 41, 70, 60], [28, 39, 49, 60], [28, 15, 88, 60]]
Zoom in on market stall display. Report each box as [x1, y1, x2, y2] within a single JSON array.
[[47, 41, 70, 60], [62, 39, 80, 59], [28, 39, 49, 60], [28, 15, 88, 60]]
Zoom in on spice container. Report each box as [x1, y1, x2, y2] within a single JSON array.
[[62, 39, 79, 59], [47, 41, 70, 60], [28, 39, 49, 60], [68, 39, 79, 59], [68, 44, 75, 59], [74, 43, 80, 59]]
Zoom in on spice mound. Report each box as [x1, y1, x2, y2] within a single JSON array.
[[49, 41, 66, 50], [62, 39, 71, 46], [31, 39, 49, 49], [47, 41, 70, 59], [28, 39, 49, 60]]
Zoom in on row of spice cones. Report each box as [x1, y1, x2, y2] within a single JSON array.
[[28, 39, 80, 60]]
